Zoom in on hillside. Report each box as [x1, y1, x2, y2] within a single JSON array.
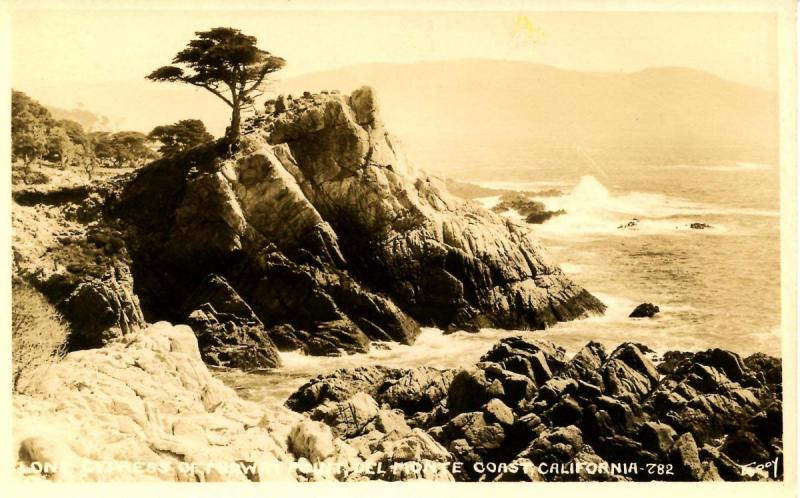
[[278, 60, 778, 170]]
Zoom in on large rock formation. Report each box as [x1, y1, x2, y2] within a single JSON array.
[[13, 322, 298, 482], [12, 86, 605, 359], [287, 336, 783, 482]]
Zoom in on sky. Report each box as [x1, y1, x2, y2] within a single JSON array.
[[10, 8, 778, 134]]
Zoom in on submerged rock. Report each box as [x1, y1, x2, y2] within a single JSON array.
[[490, 192, 566, 224]]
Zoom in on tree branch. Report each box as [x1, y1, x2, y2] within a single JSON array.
[[180, 77, 234, 107]]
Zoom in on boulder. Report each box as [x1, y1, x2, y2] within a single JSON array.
[[286, 366, 402, 412], [310, 392, 380, 438], [484, 398, 515, 426], [378, 367, 455, 414], [447, 368, 505, 415], [288, 419, 337, 463], [629, 303, 659, 318], [14, 322, 295, 482], [669, 433, 704, 480], [61, 265, 145, 350], [185, 303, 281, 369]]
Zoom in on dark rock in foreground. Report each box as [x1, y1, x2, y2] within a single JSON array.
[[630, 303, 660, 318], [286, 336, 782, 482]]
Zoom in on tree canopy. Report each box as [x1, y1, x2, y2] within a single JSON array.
[[146, 27, 285, 143], [148, 119, 214, 156]]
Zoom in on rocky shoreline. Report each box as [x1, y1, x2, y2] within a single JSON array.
[[283, 336, 782, 482], [10, 86, 783, 483], [12, 86, 604, 369], [13, 322, 782, 482]]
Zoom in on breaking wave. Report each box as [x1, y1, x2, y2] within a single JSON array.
[[483, 175, 779, 238]]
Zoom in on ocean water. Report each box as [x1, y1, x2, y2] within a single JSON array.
[[218, 155, 783, 405]]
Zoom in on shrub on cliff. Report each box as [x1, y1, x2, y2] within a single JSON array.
[[12, 282, 68, 393], [11, 165, 51, 186]]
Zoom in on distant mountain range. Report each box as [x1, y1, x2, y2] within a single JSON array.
[[19, 60, 777, 171], [278, 60, 777, 169]]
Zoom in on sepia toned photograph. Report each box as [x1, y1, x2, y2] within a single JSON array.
[[3, 0, 796, 492]]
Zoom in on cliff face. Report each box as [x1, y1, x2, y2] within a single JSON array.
[[14, 87, 605, 363], [256, 87, 606, 331]]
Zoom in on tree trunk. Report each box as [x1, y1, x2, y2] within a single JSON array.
[[227, 104, 241, 144]]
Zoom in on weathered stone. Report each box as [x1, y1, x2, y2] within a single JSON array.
[[639, 422, 677, 455], [447, 368, 505, 415], [379, 367, 455, 414], [286, 366, 402, 412], [629, 303, 659, 318], [14, 322, 294, 482], [61, 265, 145, 349], [310, 392, 379, 438], [721, 430, 771, 465], [288, 419, 337, 463], [669, 432, 704, 480], [372, 409, 412, 436], [484, 398, 515, 426], [185, 303, 281, 369]]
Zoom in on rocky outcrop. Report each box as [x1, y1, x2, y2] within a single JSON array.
[[12, 196, 146, 350], [13, 322, 298, 482], [17, 86, 602, 357], [287, 336, 783, 482], [256, 87, 605, 332], [12, 86, 604, 357], [491, 192, 566, 224], [630, 303, 660, 318]]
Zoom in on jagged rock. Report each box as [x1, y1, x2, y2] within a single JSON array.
[[371, 410, 412, 436], [744, 353, 782, 387], [546, 396, 583, 427], [447, 368, 505, 415], [490, 192, 566, 224], [484, 398, 515, 426], [609, 343, 660, 385], [282, 338, 783, 482], [657, 351, 694, 376], [721, 430, 771, 464], [559, 341, 607, 388], [286, 366, 402, 412], [61, 265, 145, 349], [378, 367, 455, 414], [669, 433, 704, 480], [629, 303, 659, 318], [288, 419, 337, 463], [638, 421, 677, 455], [692, 349, 746, 382], [261, 87, 605, 332], [520, 425, 583, 464], [14, 322, 296, 482], [481, 363, 537, 407], [23, 87, 604, 356], [185, 303, 281, 369], [310, 392, 380, 438], [380, 428, 450, 463], [443, 412, 505, 453], [602, 359, 653, 401], [537, 377, 579, 403]]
